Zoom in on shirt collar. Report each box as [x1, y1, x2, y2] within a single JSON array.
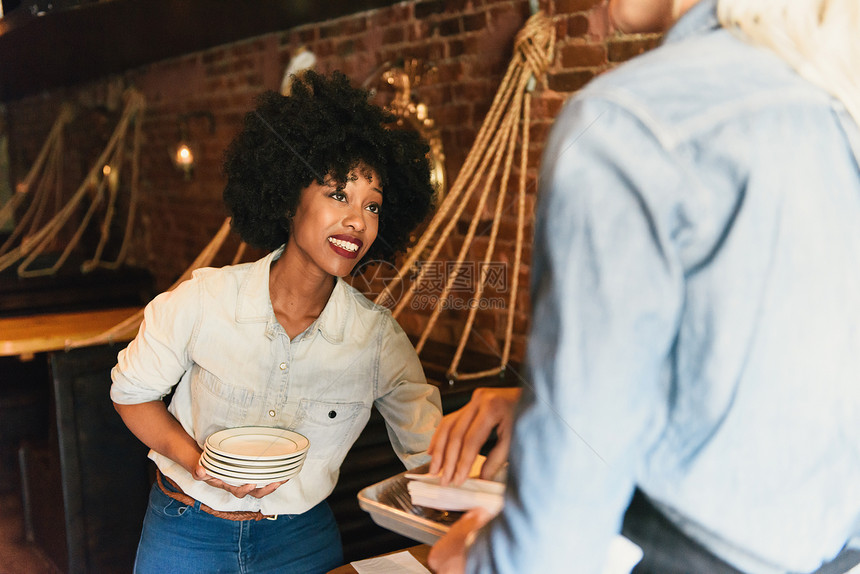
[[236, 246, 282, 324], [313, 277, 349, 345], [663, 0, 720, 45], [235, 245, 349, 344]]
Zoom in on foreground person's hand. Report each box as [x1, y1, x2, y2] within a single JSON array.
[[193, 464, 287, 498], [428, 387, 521, 485], [428, 507, 495, 574]]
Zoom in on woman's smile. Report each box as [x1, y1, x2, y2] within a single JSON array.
[[327, 235, 364, 258]]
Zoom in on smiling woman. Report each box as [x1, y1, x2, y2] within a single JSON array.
[[223, 71, 435, 267], [109, 70, 442, 574]]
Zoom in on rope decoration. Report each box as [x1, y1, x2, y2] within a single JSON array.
[[68, 216, 240, 349], [374, 11, 555, 382], [0, 90, 146, 277], [0, 105, 74, 256], [68, 12, 554, 360]]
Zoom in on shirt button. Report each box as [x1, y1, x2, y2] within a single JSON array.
[[279, 362, 286, 370], [328, 410, 337, 419], [268, 410, 276, 417]]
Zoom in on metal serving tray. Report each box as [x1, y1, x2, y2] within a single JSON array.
[[357, 464, 462, 545]]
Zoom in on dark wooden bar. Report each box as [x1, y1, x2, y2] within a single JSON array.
[[0, 254, 153, 319]]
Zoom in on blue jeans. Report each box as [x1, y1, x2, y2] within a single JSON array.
[[134, 480, 343, 574]]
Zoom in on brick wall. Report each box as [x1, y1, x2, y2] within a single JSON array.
[[3, 0, 659, 376]]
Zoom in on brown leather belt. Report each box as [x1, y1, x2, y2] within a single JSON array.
[[156, 470, 278, 522]]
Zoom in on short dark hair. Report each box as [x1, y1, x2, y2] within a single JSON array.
[[223, 70, 435, 267]]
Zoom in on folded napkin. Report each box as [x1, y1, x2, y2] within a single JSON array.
[[405, 472, 505, 514]]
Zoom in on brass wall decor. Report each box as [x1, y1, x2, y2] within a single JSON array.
[[375, 60, 447, 201]]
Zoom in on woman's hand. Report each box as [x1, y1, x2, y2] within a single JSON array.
[[428, 507, 496, 574], [191, 463, 287, 499], [428, 387, 521, 485], [114, 400, 288, 499]]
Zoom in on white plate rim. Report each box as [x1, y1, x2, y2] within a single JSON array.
[[201, 461, 302, 481], [200, 451, 303, 475], [203, 445, 306, 466], [205, 427, 310, 460]]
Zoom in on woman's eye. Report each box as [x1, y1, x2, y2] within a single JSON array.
[[366, 203, 381, 215], [330, 191, 347, 202]]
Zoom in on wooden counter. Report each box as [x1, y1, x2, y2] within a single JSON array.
[[0, 306, 139, 358]]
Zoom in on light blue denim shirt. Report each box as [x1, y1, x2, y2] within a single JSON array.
[[111, 246, 442, 515], [468, 1, 860, 573]]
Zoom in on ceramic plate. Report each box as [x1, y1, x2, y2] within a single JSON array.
[[200, 451, 303, 475], [200, 458, 302, 481], [205, 427, 309, 461], [203, 445, 306, 467]]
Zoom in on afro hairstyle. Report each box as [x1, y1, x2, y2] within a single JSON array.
[[222, 70, 436, 267]]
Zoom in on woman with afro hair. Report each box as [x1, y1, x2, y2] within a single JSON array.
[[111, 70, 442, 573]]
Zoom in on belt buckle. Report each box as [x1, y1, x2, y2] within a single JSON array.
[[265, 514, 278, 521]]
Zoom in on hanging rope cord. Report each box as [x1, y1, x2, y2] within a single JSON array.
[[0, 90, 146, 277], [374, 11, 554, 381], [0, 104, 74, 254], [69, 13, 552, 355], [67, 216, 245, 349]]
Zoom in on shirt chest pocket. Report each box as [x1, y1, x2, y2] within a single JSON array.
[[190, 368, 257, 434], [295, 399, 368, 462]]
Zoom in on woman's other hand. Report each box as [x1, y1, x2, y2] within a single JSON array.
[[192, 464, 288, 499], [428, 387, 521, 485], [428, 507, 496, 574]]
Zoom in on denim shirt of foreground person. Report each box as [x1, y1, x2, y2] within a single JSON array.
[[111, 245, 442, 515], [467, 1, 860, 574]]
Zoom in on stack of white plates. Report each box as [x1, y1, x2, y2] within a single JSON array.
[[200, 426, 310, 487]]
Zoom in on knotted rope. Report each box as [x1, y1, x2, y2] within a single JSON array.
[[374, 11, 555, 381]]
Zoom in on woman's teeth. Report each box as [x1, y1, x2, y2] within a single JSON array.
[[328, 237, 358, 252]]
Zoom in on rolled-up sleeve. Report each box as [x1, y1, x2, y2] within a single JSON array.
[[110, 275, 202, 405], [373, 314, 442, 469]]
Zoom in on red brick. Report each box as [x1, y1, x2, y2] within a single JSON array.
[[368, 4, 411, 27], [555, 0, 603, 13], [607, 35, 661, 62], [547, 69, 595, 92], [563, 13, 591, 38], [403, 41, 446, 62], [382, 26, 406, 44], [560, 42, 607, 68], [447, 38, 467, 57], [463, 12, 488, 32], [319, 18, 367, 39], [443, 0, 470, 12], [415, 0, 445, 19], [438, 16, 463, 36], [529, 94, 566, 118]]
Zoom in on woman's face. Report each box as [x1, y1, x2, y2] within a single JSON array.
[[609, 0, 683, 33], [287, 166, 382, 278]]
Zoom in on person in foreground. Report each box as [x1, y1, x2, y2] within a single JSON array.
[[111, 70, 442, 573], [428, 0, 860, 572]]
